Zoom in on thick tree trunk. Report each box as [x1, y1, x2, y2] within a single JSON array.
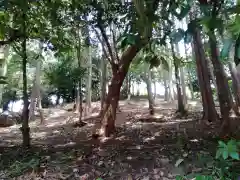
[[192, 29, 218, 121], [99, 46, 138, 137], [20, 30, 30, 147], [229, 62, 240, 113], [208, 32, 231, 133]]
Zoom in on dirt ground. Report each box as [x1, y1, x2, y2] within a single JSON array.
[[0, 98, 239, 179]]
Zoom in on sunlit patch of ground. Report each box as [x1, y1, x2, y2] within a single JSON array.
[[0, 98, 239, 179]]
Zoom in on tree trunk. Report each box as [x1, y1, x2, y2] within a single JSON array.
[[99, 45, 139, 137], [99, 57, 107, 117], [193, 32, 218, 121], [229, 61, 240, 114], [153, 81, 157, 100], [208, 32, 231, 133], [143, 65, 154, 115], [20, 25, 30, 147], [206, 57, 219, 101], [86, 35, 92, 115], [29, 60, 44, 124], [126, 73, 131, 102], [75, 82, 80, 113], [0, 45, 9, 105], [163, 70, 169, 101], [170, 40, 186, 115], [176, 42, 187, 106]]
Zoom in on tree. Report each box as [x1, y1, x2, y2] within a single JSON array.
[[91, 0, 161, 137]]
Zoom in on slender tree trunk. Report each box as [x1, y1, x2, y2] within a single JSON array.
[[0, 46, 9, 105], [170, 40, 186, 115], [86, 45, 92, 114], [99, 57, 107, 117], [208, 32, 231, 133], [75, 82, 80, 113], [29, 84, 36, 121], [127, 74, 131, 101], [76, 29, 83, 122], [35, 61, 44, 124], [163, 70, 169, 101], [153, 81, 157, 100], [20, 19, 30, 147], [176, 43, 187, 106], [143, 66, 154, 115]]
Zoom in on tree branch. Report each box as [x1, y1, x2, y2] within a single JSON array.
[[93, 28, 111, 63], [97, 22, 116, 64], [110, 24, 120, 62]]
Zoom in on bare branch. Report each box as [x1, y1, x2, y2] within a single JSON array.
[[93, 28, 113, 66], [110, 24, 120, 62], [97, 22, 116, 64]]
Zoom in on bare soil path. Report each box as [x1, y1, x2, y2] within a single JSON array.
[[0, 98, 239, 179]]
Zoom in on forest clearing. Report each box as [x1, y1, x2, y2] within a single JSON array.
[[0, 98, 239, 179], [1, 0, 240, 179]]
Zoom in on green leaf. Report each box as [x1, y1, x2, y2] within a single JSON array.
[[229, 152, 239, 160], [215, 149, 222, 159], [220, 38, 233, 59], [222, 150, 229, 160], [176, 175, 185, 180], [218, 141, 227, 148]]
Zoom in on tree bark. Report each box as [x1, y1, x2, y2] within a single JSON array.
[[20, 22, 30, 147], [143, 65, 154, 115], [86, 45, 92, 114], [163, 70, 169, 101], [99, 57, 107, 117], [192, 29, 218, 121], [170, 40, 186, 115], [0, 45, 9, 105], [208, 32, 231, 133], [176, 42, 187, 106], [229, 61, 240, 114]]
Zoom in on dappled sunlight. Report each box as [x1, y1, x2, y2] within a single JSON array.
[[46, 120, 65, 127], [190, 139, 199, 142], [48, 110, 66, 118], [53, 141, 76, 148], [115, 135, 127, 141], [143, 136, 156, 142], [32, 131, 48, 139]]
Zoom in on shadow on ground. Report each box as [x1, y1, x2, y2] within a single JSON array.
[[0, 99, 239, 179]]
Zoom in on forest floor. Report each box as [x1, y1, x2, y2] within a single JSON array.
[[0, 98, 239, 180]]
